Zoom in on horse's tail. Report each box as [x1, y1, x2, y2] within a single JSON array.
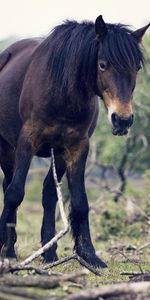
[[0, 50, 11, 72]]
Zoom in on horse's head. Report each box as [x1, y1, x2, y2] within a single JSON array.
[[95, 16, 150, 136]]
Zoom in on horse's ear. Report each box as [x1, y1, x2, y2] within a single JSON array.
[[95, 15, 107, 39], [132, 23, 150, 43]]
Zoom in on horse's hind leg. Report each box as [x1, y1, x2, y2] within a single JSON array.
[[0, 138, 16, 257], [0, 122, 41, 257], [1, 148, 14, 193], [41, 155, 66, 262]]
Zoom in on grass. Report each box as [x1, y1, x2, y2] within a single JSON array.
[[0, 173, 150, 298]]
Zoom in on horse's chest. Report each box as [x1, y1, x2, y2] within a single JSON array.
[[43, 123, 85, 148], [37, 125, 84, 157]]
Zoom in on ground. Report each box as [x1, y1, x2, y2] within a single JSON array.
[[0, 169, 150, 299]]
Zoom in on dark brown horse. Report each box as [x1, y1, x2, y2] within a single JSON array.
[[0, 15, 149, 268]]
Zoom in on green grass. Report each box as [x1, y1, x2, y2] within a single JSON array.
[[0, 175, 150, 298]]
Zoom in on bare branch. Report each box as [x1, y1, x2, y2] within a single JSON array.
[[55, 282, 150, 300], [43, 254, 77, 269], [0, 287, 40, 300], [43, 253, 101, 276], [138, 241, 150, 251], [0, 271, 87, 289], [10, 265, 60, 276]]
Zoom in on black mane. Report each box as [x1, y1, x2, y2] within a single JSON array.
[[100, 23, 144, 73], [45, 20, 98, 98], [40, 20, 144, 98]]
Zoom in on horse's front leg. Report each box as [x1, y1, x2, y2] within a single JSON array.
[[66, 139, 107, 268], [0, 121, 40, 258]]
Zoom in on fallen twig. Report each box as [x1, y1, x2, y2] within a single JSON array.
[[0, 258, 10, 274], [138, 241, 150, 251], [116, 250, 144, 273], [0, 286, 40, 300], [75, 254, 101, 276], [120, 271, 150, 282], [120, 271, 146, 276], [47, 281, 150, 300], [43, 253, 101, 276], [0, 271, 87, 289], [43, 254, 77, 269], [129, 274, 150, 282], [10, 264, 61, 276]]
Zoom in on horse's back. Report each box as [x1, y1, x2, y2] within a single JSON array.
[[0, 38, 43, 147]]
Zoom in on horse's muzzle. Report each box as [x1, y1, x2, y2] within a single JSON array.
[[111, 113, 134, 136]]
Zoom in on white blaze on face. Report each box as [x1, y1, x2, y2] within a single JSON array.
[[107, 106, 116, 127]]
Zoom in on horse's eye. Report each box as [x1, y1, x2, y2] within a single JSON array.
[[99, 60, 107, 72], [137, 63, 142, 72]]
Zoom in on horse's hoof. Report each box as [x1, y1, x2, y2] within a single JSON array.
[[77, 251, 107, 269], [0, 245, 17, 259], [42, 251, 58, 263], [5, 249, 17, 259]]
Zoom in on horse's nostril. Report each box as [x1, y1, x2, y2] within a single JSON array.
[[111, 112, 119, 127], [131, 113, 134, 122]]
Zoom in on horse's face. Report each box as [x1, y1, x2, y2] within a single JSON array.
[[95, 16, 150, 136], [97, 59, 135, 136]]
